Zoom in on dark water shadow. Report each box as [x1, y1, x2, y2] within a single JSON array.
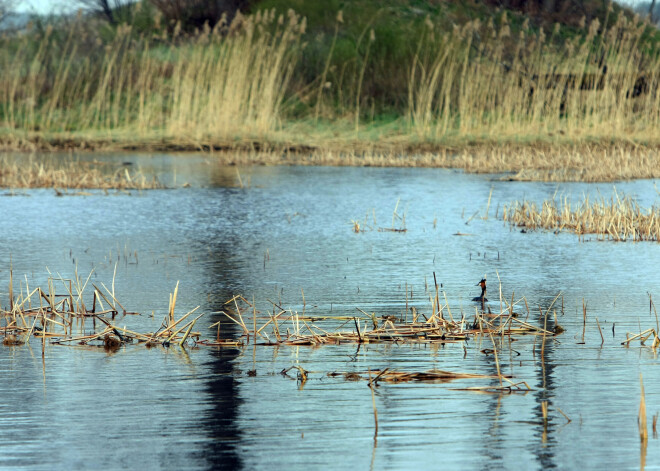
[[192, 234, 247, 471]]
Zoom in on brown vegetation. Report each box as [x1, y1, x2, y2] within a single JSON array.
[[1, 4, 659, 183], [503, 190, 660, 240], [0, 156, 164, 189]]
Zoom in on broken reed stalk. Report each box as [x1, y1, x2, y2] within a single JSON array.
[[540, 307, 548, 360], [483, 187, 493, 220], [405, 282, 408, 323], [169, 281, 179, 325], [8, 263, 14, 312], [443, 291, 453, 323], [595, 317, 604, 346], [354, 317, 363, 343], [41, 311, 46, 356], [179, 317, 200, 346], [231, 296, 250, 335], [557, 406, 572, 424]]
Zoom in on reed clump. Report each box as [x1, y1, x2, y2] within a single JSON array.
[[503, 190, 660, 241], [0, 156, 164, 190], [0, 269, 224, 349], [407, 10, 660, 143], [0, 9, 303, 142]]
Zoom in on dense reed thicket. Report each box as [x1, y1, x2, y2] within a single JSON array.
[[407, 8, 660, 141], [0, 8, 303, 141], [0, 2, 659, 153]]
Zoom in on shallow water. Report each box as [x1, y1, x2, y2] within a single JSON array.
[[1, 153, 660, 470]]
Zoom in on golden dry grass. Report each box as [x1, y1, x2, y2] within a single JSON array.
[[2, 141, 657, 185], [408, 10, 660, 142], [0, 9, 303, 140], [447, 144, 660, 182], [1, 7, 659, 183], [137, 143, 658, 183], [0, 156, 164, 190], [503, 190, 660, 241]]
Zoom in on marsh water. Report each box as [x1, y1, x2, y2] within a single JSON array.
[[1, 152, 660, 470]]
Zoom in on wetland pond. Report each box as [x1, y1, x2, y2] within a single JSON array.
[[1, 152, 660, 470]]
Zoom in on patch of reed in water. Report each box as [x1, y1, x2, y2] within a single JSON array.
[[217, 284, 558, 349], [503, 190, 660, 241], [0, 156, 165, 190], [0, 268, 225, 350]]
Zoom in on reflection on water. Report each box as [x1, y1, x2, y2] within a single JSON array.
[[1, 152, 660, 470]]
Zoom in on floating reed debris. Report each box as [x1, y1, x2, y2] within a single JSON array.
[[351, 202, 407, 234], [330, 367, 532, 395], [622, 328, 660, 348], [2, 269, 562, 359], [329, 368, 513, 384], [0, 157, 165, 190], [503, 190, 660, 241], [217, 285, 559, 349]]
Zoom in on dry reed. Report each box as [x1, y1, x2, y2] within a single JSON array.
[[0, 156, 164, 190], [640, 373, 649, 441], [103, 144, 660, 184], [0, 269, 222, 349], [217, 285, 557, 349], [0, 9, 303, 142], [503, 190, 660, 241], [2, 8, 660, 167], [408, 10, 660, 144]]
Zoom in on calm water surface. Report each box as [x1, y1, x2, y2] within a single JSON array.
[[1, 152, 660, 470]]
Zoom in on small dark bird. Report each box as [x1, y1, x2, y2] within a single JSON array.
[[472, 278, 488, 302]]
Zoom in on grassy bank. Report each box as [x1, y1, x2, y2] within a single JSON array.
[[1, 1, 660, 180]]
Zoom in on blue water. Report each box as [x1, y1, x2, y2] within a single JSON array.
[[0, 152, 659, 470]]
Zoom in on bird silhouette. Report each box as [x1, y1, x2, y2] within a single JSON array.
[[472, 278, 488, 303]]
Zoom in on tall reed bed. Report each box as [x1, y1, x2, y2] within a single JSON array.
[[503, 190, 660, 241], [408, 9, 660, 141], [0, 9, 303, 140]]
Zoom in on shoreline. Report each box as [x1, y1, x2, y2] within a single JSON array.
[[2, 132, 660, 182]]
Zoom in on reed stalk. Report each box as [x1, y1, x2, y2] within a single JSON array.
[[640, 373, 648, 441], [487, 330, 503, 387], [595, 317, 605, 346], [368, 369, 379, 440]]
